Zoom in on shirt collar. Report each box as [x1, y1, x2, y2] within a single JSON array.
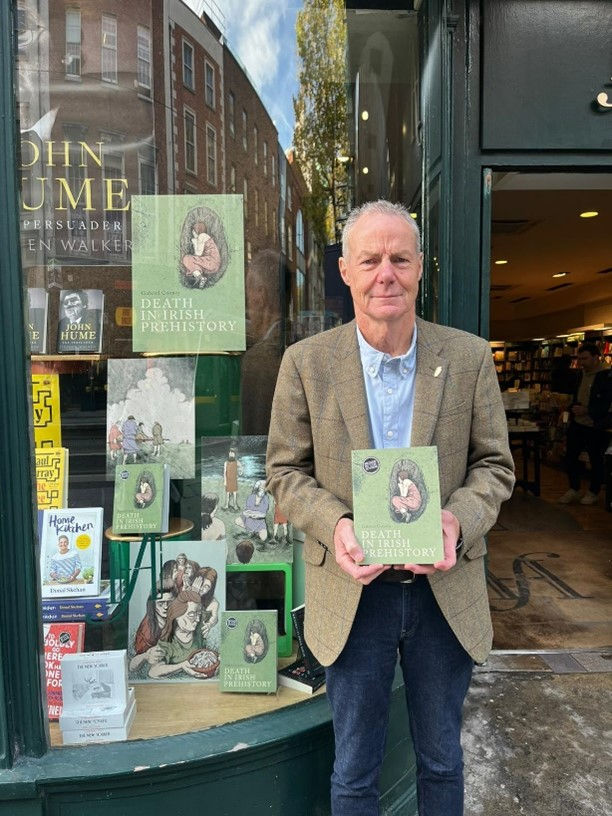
[[356, 323, 418, 380]]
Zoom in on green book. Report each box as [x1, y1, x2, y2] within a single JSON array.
[[131, 194, 245, 353], [219, 611, 277, 694], [351, 446, 444, 565], [112, 464, 170, 534]]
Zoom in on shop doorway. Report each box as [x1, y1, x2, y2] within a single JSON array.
[[484, 171, 612, 654]]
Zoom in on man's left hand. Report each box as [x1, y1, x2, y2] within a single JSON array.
[[393, 509, 461, 574]]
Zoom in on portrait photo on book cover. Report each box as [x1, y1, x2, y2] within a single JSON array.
[[388, 457, 429, 524], [179, 204, 228, 290]]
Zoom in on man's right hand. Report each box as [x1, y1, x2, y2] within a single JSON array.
[[333, 517, 389, 585]]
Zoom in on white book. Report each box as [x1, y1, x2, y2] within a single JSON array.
[[61, 697, 136, 744], [59, 687, 135, 730], [40, 507, 104, 598], [60, 650, 128, 712]]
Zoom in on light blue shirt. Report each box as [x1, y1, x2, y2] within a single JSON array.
[[356, 324, 417, 450]]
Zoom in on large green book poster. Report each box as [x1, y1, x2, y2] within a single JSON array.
[[131, 195, 246, 353], [351, 446, 444, 565]]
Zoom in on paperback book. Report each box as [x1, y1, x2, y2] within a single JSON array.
[[32, 373, 62, 448], [41, 581, 114, 622], [56, 288, 104, 353], [35, 447, 69, 509], [43, 622, 85, 719], [112, 463, 170, 534], [131, 194, 246, 353], [278, 604, 325, 694], [351, 446, 444, 565], [39, 507, 103, 598], [60, 649, 129, 711], [27, 287, 48, 353], [219, 610, 278, 693], [61, 697, 136, 745]]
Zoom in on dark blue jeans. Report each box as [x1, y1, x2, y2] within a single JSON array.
[[325, 576, 474, 816]]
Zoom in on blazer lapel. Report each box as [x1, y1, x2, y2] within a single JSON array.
[[411, 317, 448, 447], [330, 321, 372, 451]]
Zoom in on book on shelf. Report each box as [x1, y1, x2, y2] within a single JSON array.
[[131, 194, 246, 353], [277, 605, 325, 695], [40, 507, 103, 598], [112, 463, 170, 534], [219, 610, 278, 693], [28, 287, 48, 353], [60, 649, 129, 711], [59, 687, 135, 731], [43, 622, 85, 719], [351, 447, 444, 565], [41, 580, 115, 622], [56, 288, 104, 353], [32, 373, 62, 448], [35, 447, 69, 509], [61, 696, 136, 745]]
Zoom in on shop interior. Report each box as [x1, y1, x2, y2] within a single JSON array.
[[486, 172, 611, 657]]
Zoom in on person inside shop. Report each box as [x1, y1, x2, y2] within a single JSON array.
[[558, 342, 611, 506], [266, 199, 515, 816]]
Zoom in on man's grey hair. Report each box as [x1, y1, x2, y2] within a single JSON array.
[[341, 200, 421, 258]]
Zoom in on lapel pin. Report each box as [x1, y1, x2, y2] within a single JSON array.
[[434, 366, 442, 378]]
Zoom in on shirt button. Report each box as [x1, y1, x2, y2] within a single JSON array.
[[387, 388, 393, 394], [369, 366, 375, 374], [387, 430, 394, 439]]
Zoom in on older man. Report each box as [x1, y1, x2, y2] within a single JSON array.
[[266, 200, 514, 816]]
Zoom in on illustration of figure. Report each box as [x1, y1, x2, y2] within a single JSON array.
[[162, 552, 188, 593], [222, 447, 242, 510], [108, 423, 122, 461], [201, 493, 226, 541], [121, 415, 139, 464], [235, 539, 255, 564], [388, 459, 428, 524], [391, 470, 423, 522], [235, 480, 269, 542], [135, 590, 208, 678], [151, 421, 164, 456], [130, 580, 175, 666], [181, 221, 221, 287], [48, 534, 82, 583], [243, 618, 269, 664], [182, 559, 200, 589], [134, 470, 155, 509], [191, 567, 219, 637]]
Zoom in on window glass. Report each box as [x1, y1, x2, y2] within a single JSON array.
[[137, 26, 151, 91], [184, 108, 196, 173], [183, 40, 194, 89], [205, 61, 215, 107], [65, 9, 81, 78], [206, 125, 216, 185], [101, 15, 117, 83]]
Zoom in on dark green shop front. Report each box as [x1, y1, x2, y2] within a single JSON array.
[[1, 1, 611, 814]]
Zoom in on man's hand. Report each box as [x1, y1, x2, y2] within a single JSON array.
[[571, 404, 587, 417], [394, 509, 461, 574], [334, 517, 389, 585]]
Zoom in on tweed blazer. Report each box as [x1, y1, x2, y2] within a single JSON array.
[[266, 317, 515, 666]]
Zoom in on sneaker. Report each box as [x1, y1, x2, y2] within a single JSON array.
[[579, 491, 599, 506], [557, 489, 580, 504]]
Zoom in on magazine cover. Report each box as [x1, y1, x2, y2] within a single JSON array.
[[201, 435, 293, 564], [112, 463, 170, 534], [219, 610, 278, 693], [57, 288, 104, 353], [106, 356, 196, 479], [32, 372, 62, 448], [131, 195, 245, 353], [40, 507, 103, 598], [60, 650, 129, 711], [127, 541, 226, 683], [351, 446, 444, 565], [27, 287, 48, 353]]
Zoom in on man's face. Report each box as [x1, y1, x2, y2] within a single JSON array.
[[577, 351, 599, 372], [63, 293, 85, 321], [339, 213, 423, 328]]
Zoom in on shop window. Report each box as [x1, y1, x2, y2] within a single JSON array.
[[206, 125, 217, 186], [65, 9, 81, 78], [184, 107, 196, 174], [182, 39, 194, 90], [101, 14, 117, 83], [205, 60, 215, 108], [137, 25, 151, 93]]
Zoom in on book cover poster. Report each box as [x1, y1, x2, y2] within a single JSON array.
[[106, 356, 196, 479], [40, 507, 103, 598], [131, 195, 246, 353], [43, 622, 85, 719], [127, 541, 226, 683], [351, 446, 444, 565], [201, 436, 293, 564], [57, 288, 104, 353], [32, 373, 61, 448], [219, 610, 278, 693], [112, 463, 169, 534], [27, 287, 48, 353], [35, 447, 69, 509]]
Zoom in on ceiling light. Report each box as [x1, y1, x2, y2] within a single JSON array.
[[579, 211, 598, 218], [531, 338, 545, 341], [556, 334, 569, 338], [362, 167, 369, 175], [494, 260, 508, 265], [361, 110, 369, 121], [552, 272, 567, 278]]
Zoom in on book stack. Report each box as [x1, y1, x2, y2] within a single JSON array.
[[59, 650, 136, 744], [41, 581, 115, 623], [278, 605, 326, 694]]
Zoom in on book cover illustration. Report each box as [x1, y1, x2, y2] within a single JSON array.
[[351, 446, 444, 565], [43, 622, 85, 719], [112, 463, 170, 534], [35, 447, 69, 509], [106, 356, 196, 479], [27, 287, 48, 353], [57, 288, 104, 353], [201, 436, 293, 564], [40, 507, 103, 598], [219, 610, 278, 693], [128, 541, 226, 683], [131, 194, 246, 353], [32, 372, 61, 448], [60, 650, 129, 711], [42, 580, 115, 622]]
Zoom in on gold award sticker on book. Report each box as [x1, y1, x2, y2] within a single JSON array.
[[75, 534, 91, 550], [352, 446, 444, 565]]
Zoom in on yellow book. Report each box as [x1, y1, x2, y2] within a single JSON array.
[[36, 447, 69, 509], [32, 373, 62, 448]]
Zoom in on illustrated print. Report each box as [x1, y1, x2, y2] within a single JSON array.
[[179, 205, 228, 289], [134, 469, 156, 509], [389, 458, 429, 523], [243, 618, 269, 664]]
